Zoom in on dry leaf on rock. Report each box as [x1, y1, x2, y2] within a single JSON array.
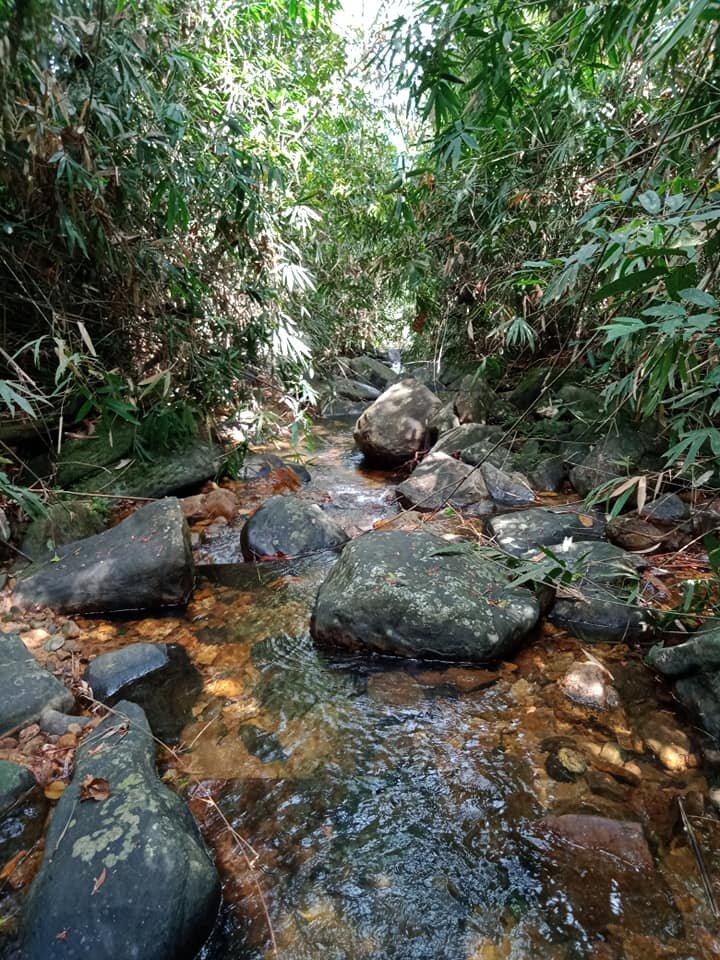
[[79, 776, 111, 802]]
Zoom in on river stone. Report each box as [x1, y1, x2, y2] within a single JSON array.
[[347, 356, 398, 391], [430, 423, 504, 459], [332, 377, 381, 402], [549, 587, 655, 643], [21, 701, 219, 960], [647, 624, 720, 677], [641, 492, 690, 524], [569, 424, 657, 497], [354, 378, 441, 465], [480, 462, 534, 506], [486, 506, 606, 558], [547, 539, 646, 584], [39, 708, 94, 737], [559, 661, 620, 710], [674, 672, 720, 739], [0, 632, 74, 734], [240, 495, 348, 560], [395, 452, 492, 516], [20, 501, 106, 562], [0, 761, 35, 819], [84, 642, 201, 743], [311, 529, 541, 662], [426, 401, 460, 440], [13, 498, 193, 615], [86, 643, 171, 700]]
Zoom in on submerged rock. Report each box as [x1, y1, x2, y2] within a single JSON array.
[[86, 642, 171, 700], [311, 529, 540, 661], [21, 701, 220, 960], [353, 378, 441, 465], [13, 498, 194, 615], [486, 506, 606, 557], [240, 495, 348, 560], [238, 452, 311, 485], [0, 632, 74, 733], [395, 452, 492, 516], [559, 661, 619, 711]]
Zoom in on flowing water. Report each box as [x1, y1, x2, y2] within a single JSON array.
[[71, 419, 720, 960]]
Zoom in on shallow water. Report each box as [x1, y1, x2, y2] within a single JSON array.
[[71, 420, 720, 959]]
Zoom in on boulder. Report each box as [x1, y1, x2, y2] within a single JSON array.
[[21, 501, 106, 562], [311, 529, 540, 662], [0, 632, 74, 734], [13, 498, 194, 615], [0, 760, 35, 819], [347, 356, 398, 391], [569, 424, 658, 496], [57, 420, 222, 499], [430, 423, 505, 461], [21, 701, 220, 960], [454, 374, 500, 423], [480, 462, 535, 506], [641, 492, 690, 524], [395, 452, 492, 516], [546, 539, 646, 584], [331, 377, 381, 402], [426, 401, 460, 441], [486, 506, 606, 558], [240, 495, 348, 560], [84, 643, 201, 743], [353, 378, 441, 465]]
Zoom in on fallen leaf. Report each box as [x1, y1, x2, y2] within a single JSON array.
[[55, 930, 69, 941], [0, 849, 27, 880], [578, 514, 594, 527], [44, 780, 67, 801], [79, 776, 111, 802], [91, 866, 107, 895]]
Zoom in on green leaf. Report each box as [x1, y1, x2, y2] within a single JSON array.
[[638, 190, 662, 214], [679, 287, 718, 309]]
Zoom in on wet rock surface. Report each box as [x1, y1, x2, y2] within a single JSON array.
[[21, 701, 220, 960], [0, 761, 35, 819], [20, 501, 106, 562], [13, 498, 194, 615], [240, 494, 348, 560], [311, 529, 540, 661], [353, 378, 441, 464], [0, 632, 74, 733]]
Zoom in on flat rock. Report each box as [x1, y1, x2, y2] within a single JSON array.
[[353, 378, 441, 465], [21, 701, 219, 960], [0, 760, 35, 819], [486, 506, 606, 558], [559, 661, 619, 710], [395, 452, 492, 516], [311, 529, 540, 662], [240, 495, 348, 560], [0, 632, 74, 734], [13, 498, 194, 615]]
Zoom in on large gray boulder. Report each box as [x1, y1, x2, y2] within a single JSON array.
[[395, 452, 492, 516], [0, 632, 74, 733], [13, 498, 194, 615], [21, 701, 219, 960], [240, 495, 348, 560], [347, 356, 398, 391], [353, 379, 441, 465], [486, 506, 606, 558], [311, 529, 540, 661]]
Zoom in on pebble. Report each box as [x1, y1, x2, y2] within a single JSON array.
[[559, 661, 619, 710], [61, 620, 81, 640], [44, 634, 65, 652]]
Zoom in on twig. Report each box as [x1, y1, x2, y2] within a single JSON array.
[[679, 796, 719, 919]]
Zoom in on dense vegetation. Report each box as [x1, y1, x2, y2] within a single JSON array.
[[1, 0, 720, 512]]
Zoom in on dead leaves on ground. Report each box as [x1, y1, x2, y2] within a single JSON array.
[[79, 776, 111, 802]]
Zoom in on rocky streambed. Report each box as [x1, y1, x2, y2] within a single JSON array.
[[2, 362, 720, 959]]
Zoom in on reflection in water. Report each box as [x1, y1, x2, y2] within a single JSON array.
[[69, 420, 718, 959]]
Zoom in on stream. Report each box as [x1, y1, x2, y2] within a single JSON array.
[[68, 417, 720, 960]]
